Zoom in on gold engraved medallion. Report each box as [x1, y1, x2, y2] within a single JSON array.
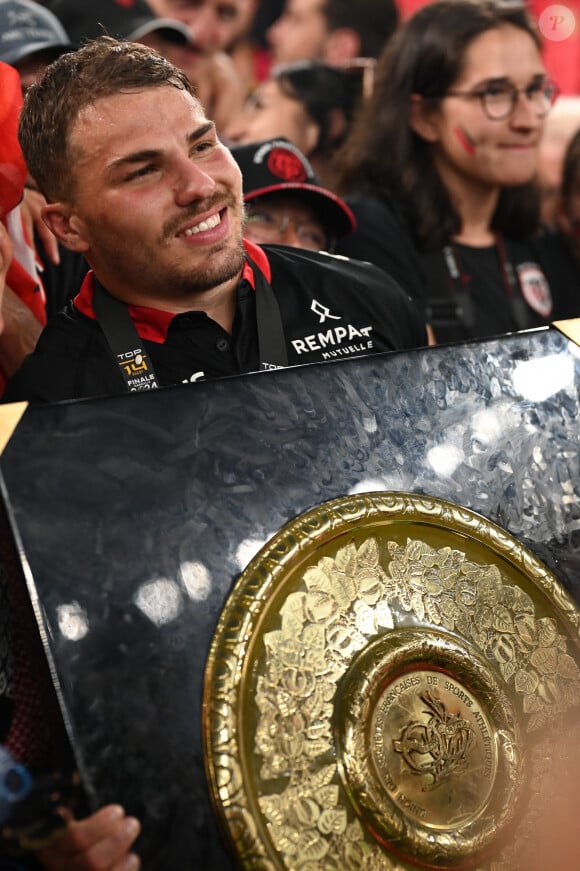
[[381, 678, 493, 819], [203, 493, 580, 870], [335, 630, 519, 865]]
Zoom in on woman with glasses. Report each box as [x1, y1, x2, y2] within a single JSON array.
[[335, 0, 580, 343]]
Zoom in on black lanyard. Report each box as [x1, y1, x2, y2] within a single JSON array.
[[424, 236, 535, 334], [92, 252, 289, 393]]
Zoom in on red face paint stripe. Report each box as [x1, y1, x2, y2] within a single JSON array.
[[455, 126, 476, 156]]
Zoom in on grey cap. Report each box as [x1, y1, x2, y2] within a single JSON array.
[[0, 0, 74, 65]]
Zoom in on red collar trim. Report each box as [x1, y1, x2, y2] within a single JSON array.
[[243, 238, 271, 284], [73, 238, 272, 343]]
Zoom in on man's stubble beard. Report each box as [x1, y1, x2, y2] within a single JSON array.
[[161, 193, 246, 295], [170, 235, 246, 296]]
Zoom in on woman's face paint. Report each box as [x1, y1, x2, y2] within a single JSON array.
[[454, 126, 476, 156]]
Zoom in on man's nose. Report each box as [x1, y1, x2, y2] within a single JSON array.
[[222, 118, 246, 144], [174, 159, 217, 204], [266, 19, 283, 49], [189, 9, 221, 52], [277, 223, 303, 249]]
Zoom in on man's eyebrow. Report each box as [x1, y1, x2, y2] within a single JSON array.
[[187, 121, 216, 143], [107, 149, 161, 174], [106, 122, 217, 174]]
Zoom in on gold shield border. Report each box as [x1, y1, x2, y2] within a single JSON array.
[[202, 492, 579, 870]]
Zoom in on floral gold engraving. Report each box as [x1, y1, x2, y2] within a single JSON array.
[[203, 493, 580, 870]]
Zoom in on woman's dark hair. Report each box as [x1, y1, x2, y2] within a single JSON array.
[[335, 0, 543, 249], [561, 128, 580, 205], [272, 60, 361, 160]]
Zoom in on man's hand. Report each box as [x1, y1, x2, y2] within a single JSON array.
[[0, 286, 43, 378], [35, 805, 141, 871], [0, 223, 13, 332]]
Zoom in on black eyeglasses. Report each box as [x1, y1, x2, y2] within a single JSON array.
[[444, 78, 559, 120], [245, 210, 330, 251]]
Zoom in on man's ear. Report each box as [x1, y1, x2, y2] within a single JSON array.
[[324, 28, 361, 64], [409, 93, 439, 143], [42, 203, 90, 253], [302, 119, 322, 155], [325, 107, 348, 144]]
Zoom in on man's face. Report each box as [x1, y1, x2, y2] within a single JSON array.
[[244, 194, 329, 251], [267, 0, 329, 65], [147, 0, 257, 53], [52, 86, 245, 306]]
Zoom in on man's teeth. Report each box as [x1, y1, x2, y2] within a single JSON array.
[[181, 212, 222, 236]]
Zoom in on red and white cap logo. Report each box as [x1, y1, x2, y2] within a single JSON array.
[[266, 148, 308, 183]]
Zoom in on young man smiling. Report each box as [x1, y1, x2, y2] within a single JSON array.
[[5, 37, 425, 404], [1, 36, 427, 868]]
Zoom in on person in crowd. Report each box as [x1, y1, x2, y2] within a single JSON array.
[[0, 0, 88, 319], [536, 96, 580, 228], [4, 36, 426, 400], [146, 0, 268, 95], [225, 60, 361, 189], [335, 0, 580, 344], [41, 0, 191, 45], [0, 58, 50, 392], [146, 0, 256, 56], [231, 137, 355, 251], [556, 128, 580, 263], [0, 0, 73, 94], [41, 0, 244, 132], [266, 0, 398, 67], [144, 0, 251, 123], [221, 0, 272, 95]]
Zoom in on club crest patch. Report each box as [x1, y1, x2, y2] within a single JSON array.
[[517, 262, 553, 318], [267, 148, 307, 183]]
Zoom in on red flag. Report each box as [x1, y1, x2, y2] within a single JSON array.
[[0, 62, 27, 218]]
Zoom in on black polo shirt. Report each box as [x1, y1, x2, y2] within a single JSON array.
[[4, 240, 427, 404]]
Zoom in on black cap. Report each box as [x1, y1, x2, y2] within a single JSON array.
[[42, 0, 191, 46], [0, 0, 74, 65], [230, 138, 355, 239]]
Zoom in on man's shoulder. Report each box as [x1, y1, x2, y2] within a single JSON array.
[[263, 243, 375, 269], [260, 244, 427, 355], [32, 301, 101, 352], [2, 303, 109, 404], [263, 243, 401, 288], [262, 244, 420, 317]]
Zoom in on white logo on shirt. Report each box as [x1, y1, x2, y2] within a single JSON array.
[[182, 371, 206, 384], [292, 323, 373, 356], [311, 299, 341, 324]]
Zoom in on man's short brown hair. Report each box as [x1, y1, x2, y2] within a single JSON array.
[[18, 36, 197, 202]]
